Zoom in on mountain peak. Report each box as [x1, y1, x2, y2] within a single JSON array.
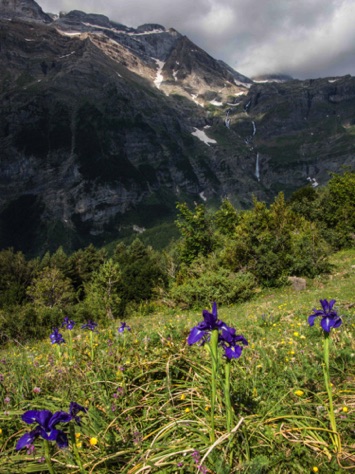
[[136, 23, 166, 33], [0, 0, 51, 22]]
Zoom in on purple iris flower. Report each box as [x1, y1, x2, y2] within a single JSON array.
[[308, 299, 342, 333], [16, 409, 72, 450], [219, 326, 248, 359], [187, 302, 229, 345], [50, 328, 65, 345], [81, 320, 98, 332], [118, 322, 131, 333], [62, 316, 75, 330], [69, 401, 87, 425]]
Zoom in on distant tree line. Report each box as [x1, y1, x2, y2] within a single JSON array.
[[0, 171, 353, 343]]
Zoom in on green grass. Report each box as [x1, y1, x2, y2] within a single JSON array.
[[0, 250, 354, 472]]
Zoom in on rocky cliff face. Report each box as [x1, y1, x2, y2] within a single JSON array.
[[0, 0, 51, 21], [0, 0, 354, 255]]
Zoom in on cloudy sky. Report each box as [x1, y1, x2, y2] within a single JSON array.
[[39, 0, 355, 79]]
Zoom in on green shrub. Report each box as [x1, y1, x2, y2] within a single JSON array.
[[170, 265, 256, 308], [0, 304, 63, 343]]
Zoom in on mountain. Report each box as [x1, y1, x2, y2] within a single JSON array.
[[1, 0, 355, 255], [0, 0, 51, 21]]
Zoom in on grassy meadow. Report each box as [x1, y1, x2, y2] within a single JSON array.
[[0, 249, 354, 473]]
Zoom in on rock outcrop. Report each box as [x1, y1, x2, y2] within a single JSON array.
[[0, 1, 354, 255]]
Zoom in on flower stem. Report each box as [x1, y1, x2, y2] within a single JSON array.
[[69, 423, 86, 473], [209, 329, 219, 444], [43, 440, 56, 474], [55, 344, 61, 361], [224, 359, 233, 432], [323, 331, 341, 453], [90, 331, 94, 361], [68, 330, 73, 363]]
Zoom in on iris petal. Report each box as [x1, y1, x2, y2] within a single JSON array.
[[22, 410, 53, 428], [333, 317, 342, 328], [41, 428, 58, 441], [235, 335, 249, 346], [321, 317, 332, 332], [49, 411, 72, 429], [69, 402, 87, 417], [308, 314, 318, 326], [202, 310, 215, 328], [56, 430, 69, 448], [187, 327, 205, 345], [16, 432, 36, 450], [224, 345, 242, 359], [212, 302, 218, 318], [21, 410, 42, 425]]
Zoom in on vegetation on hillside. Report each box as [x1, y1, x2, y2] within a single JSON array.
[[0, 171, 354, 343]]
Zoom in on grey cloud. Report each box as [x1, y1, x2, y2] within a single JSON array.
[[39, 0, 355, 79]]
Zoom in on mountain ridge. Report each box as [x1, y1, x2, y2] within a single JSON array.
[[0, 0, 354, 255]]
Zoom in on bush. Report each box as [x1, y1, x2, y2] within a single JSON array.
[[220, 194, 331, 286], [170, 264, 256, 308], [0, 304, 64, 343]]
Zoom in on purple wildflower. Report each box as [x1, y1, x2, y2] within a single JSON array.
[[26, 444, 36, 455], [187, 302, 229, 345], [50, 328, 65, 345], [69, 402, 87, 425], [81, 320, 98, 332], [16, 409, 72, 450], [308, 299, 342, 333], [118, 322, 131, 333], [219, 326, 248, 359], [62, 316, 75, 330], [192, 450, 201, 462]]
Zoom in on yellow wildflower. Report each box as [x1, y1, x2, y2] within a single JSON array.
[[184, 408, 190, 413], [342, 406, 349, 413], [89, 437, 98, 446], [75, 433, 81, 439], [312, 467, 319, 473], [294, 390, 304, 397], [180, 394, 186, 400]]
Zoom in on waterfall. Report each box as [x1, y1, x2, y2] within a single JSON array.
[[252, 121, 256, 136], [255, 153, 260, 181], [244, 100, 251, 112], [224, 109, 231, 128]]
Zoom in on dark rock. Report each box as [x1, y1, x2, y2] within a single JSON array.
[[0, 1, 354, 255]]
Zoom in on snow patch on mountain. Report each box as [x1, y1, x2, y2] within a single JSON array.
[[199, 191, 207, 201], [234, 80, 252, 88], [209, 99, 223, 106], [153, 58, 165, 89], [191, 94, 204, 107], [128, 29, 165, 36], [191, 128, 217, 146]]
